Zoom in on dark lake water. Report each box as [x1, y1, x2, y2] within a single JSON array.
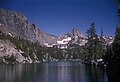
[[0, 60, 108, 82]]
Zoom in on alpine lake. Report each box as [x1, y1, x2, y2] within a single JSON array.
[[0, 60, 108, 82]]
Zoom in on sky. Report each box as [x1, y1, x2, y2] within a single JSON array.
[[0, 0, 119, 36]]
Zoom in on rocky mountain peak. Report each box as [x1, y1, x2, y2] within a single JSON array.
[[72, 28, 79, 32], [70, 28, 84, 39]]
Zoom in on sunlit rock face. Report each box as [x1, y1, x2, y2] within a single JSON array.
[[68, 28, 87, 46], [0, 9, 58, 45], [0, 40, 32, 64]]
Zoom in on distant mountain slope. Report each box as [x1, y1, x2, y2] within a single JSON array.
[[0, 9, 58, 45], [0, 9, 114, 48], [57, 28, 87, 48]]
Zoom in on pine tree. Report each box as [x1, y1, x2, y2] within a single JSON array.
[[112, 27, 120, 58], [86, 22, 102, 61], [105, 1, 120, 81]]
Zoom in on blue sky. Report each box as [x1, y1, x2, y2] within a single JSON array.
[[0, 0, 119, 36]]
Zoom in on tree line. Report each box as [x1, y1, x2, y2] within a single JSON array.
[[0, 24, 119, 64]]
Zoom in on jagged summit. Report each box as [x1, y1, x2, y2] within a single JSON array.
[[56, 28, 87, 48], [71, 28, 80, 32], [70, 28, 84, 38]]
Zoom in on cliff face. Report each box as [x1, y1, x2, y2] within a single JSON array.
[[0, 9, 58, 45]]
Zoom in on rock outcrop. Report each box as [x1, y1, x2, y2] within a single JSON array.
[[0, 40, 33, 64]]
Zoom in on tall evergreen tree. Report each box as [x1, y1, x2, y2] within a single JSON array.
[[105, 1, 120, 81], [100, 28, 106, 57], [86, 22, 102, 61], [86, 22, 97, 60], [105, 27, 120, 82], [112, 27, 120, 58]]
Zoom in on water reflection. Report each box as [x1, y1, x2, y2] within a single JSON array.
[[0, 60, 108, 82], [84, 65, 108, 82]]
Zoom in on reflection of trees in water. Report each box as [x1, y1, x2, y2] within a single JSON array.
[[84, 65, 107, 82], [0, 65, 23, 82], [0, 64, 41, 82], [0, 61, 108, 82]]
